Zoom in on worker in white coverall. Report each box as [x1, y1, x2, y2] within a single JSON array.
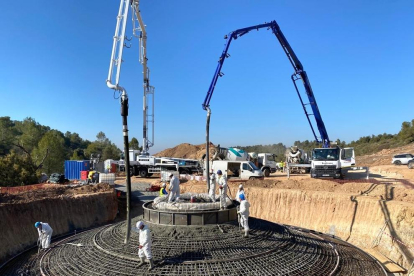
[[209, 169, 216, 202], [35, 222, 53, 249], [235, 184, 245, 203], [136, 221, 154, 270], [217, 170, 228, 209], [168, 174, 180, 202], [237, 194, 250, 237]]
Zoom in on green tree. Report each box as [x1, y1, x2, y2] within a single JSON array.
[[15, 117, 49, 154], [129, 137, 140, 150], [84, 132, 120, 160], [102, 143, 121, 160], [0, 150, 43, 186], [0, 116, 18, 155], [32, 130, 66, 174], [398, 120, 414, 144], [96, 131, 109, 145], [70, 148, 85, 160]]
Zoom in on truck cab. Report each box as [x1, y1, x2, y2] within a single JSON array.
[[212, 160, 263, 180], [257, 153, 277, 176], [310, 147, 355, 179]]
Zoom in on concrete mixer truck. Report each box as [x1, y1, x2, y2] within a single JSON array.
[[285, 146, 310, 174]]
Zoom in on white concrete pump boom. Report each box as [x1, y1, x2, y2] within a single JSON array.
[[107, 0, 129, 92], [131, 0, 155, 155], [105, 0, 155, 244]]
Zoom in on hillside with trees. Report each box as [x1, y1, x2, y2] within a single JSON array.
[[0, 117, 129, 186], [1, 116, 413, 186]]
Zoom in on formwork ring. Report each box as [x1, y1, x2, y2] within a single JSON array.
[[143, 201, 238, 226]]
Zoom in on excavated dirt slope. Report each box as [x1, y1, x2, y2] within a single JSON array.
[[0, 183, 118, 264], [180, 176, 414, 269], [154, 142, 216, 159], [154, 142, 414, 269]]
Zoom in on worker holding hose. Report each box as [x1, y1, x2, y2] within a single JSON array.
[[217, 170, 228, 209], [237, 194, 250, 237], [136, 221, 154, 270], [35, 222, 53, 249], [209, 169, 216, 202]]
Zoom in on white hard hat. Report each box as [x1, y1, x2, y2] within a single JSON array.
[[162, 183, 166, 188], [136, 221, 144, 229], [239, 184, 243, 189]]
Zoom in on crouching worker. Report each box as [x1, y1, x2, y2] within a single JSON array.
[[35, 222, 53, 249], [160, 183, 168, 196], [237, 194, 250, 237], [136, 221, 154, 271]]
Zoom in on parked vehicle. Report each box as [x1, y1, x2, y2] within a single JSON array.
[[206, 145, 276, 177], [211, 160, 264, 180], [285, 146, 310, 174], [310, 146, 355, 179], [392, 153, 414, 165]]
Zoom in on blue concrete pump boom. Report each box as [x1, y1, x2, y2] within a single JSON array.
[[202, 20, 330, 148]]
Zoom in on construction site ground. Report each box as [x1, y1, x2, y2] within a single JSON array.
[[2, 143, 414, 273]]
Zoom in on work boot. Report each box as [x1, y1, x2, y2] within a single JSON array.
[[137, 257, 145, 268], [244, 230, 249, 238], [148, 259, 155, 271]]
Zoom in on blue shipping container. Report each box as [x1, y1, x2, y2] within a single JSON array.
[[65, 160, 90, 180]]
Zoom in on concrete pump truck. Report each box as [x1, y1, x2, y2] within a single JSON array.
[[201, 20, 357, 183]]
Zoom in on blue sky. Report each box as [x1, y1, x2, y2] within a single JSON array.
[[1, 0, 413, 154]]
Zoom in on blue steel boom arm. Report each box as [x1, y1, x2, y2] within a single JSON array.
[[202, 20, 330, 147]]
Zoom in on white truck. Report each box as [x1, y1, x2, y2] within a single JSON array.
[[127, 150, 178, 178], [212, 160, 264, 180], [207, 146, 276, 177], [310, 146, 355, 179], [249, 152, 278, 177], [125, 150, 201, 177]]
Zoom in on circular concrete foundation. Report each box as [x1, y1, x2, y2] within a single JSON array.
[[0, 216, 387, 276]]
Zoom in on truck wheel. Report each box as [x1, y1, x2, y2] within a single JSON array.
[[139, 170, 148, 178], [263, 168, 270, 177], [394, 160, 402, 165], [409, 162, 414, 169]]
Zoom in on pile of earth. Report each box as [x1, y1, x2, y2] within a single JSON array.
[[154, 142, 216, 160], [0, 183, 114, 204]]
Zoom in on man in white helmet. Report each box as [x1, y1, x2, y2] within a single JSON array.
[[168, 174, 180, 202], [136, 221, 154, 270], [209, 169, 216, 202], [235, 184, 245, 202], [34, 222, 53, 249], [217, 170, 228, 209], [237, 194, 250, 237]]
